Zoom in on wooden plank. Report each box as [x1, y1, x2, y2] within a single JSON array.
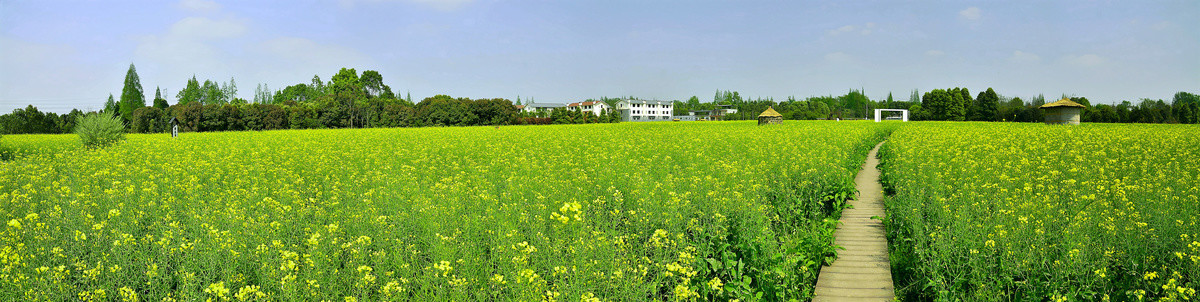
[[812, 142, 896, 300]]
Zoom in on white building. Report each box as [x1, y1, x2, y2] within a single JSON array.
[[687, 105, 739, 120], [616, 99, 674, 121], [566, 101, 610, 116], [519, 102, 567, 114]]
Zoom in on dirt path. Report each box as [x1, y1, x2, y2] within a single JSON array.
[[812, 141, 894, 301]]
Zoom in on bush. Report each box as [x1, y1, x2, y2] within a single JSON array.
[[75, 112, 126, 149]]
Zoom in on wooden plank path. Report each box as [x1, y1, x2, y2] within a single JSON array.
[[812, 142, 894, 301]]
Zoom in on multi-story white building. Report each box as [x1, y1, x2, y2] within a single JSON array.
[[565, 101, 610, 116], [616, 99, 674, 121]]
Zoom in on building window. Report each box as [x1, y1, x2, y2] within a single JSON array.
[[650, 116, 656, 120]]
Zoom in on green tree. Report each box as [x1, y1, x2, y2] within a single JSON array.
[[222, 77, 238, 102], [176, 76, 202, 105], [971, 88, 999, 121], [922, 89, 956, 120], [201, 80, 226, 105], [254, 83, 271, 104], [274, 84, 313, 103], [310, 75, 326, 96], [1068, 96, 1090, 107], [153, 87, 169, 109], [104, 94, 119, 115], [329, 68, 366, 127], [119, 63, 146, 123], [415, 95, 469, 126], [1173, 92, 1199, 124], [360, 70, 386, 97]]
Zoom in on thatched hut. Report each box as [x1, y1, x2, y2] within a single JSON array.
[[758, 107, 783, 125], [1040, 98, 1086, 125]]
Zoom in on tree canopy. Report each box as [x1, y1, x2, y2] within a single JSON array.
[[119, 63, 145, 122]]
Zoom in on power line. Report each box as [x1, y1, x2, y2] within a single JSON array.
[[0, 97, 104, 102]]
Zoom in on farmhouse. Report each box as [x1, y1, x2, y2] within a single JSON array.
[[616, 99, 674, 121], [520, 102, 567, 114], [566, 101, 610, 116], [758, 107, 783, 125], [1040, 98, 1086, 125]]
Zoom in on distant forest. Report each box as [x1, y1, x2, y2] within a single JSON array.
[[1, 64, 1198, 135]]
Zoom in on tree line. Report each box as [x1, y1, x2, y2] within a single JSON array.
[[665, 88, 1199, 124], [3, 64, 1198, 135], [1, 65, 616, 135]]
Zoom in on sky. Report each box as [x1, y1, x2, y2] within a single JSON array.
[[1, 0, 1197, 113]]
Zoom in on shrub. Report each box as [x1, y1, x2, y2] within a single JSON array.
[[75, 112, 126, 149]]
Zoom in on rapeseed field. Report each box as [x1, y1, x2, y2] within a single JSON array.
[[881, 122, 1200, 301], [1, 121, 891, 301]]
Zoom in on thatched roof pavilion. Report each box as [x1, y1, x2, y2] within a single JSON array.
[[1040, 98, 1086, 125], [758, 107, 783, 125]]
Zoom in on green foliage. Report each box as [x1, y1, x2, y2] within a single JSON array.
[[74, 111, 126, 149], [104, 94, 118, 116], [1173, 92, 1200, 124], [921, 88, 971, 121], [176, 76, 202, 105], [921, 89, 953, 120], [177, 76, 238, 105], [415, 95, 470, 126], [153, 87, 170, 109], [119, 63, 146, 123], [0, 105, 65, 134], [202, 80, 225, 105], [970, 87, 1000, 121], [131, 107, 169, 133]]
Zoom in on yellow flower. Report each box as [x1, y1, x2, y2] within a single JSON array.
[[118, 287, 138, 302], [673, 284, 698, 300], [580, 292, 601, 302], [1143, 271, 1158, 280], [707, 277, 724, 292], [234, 285, 265, 301], [205, 282, 230, 300]]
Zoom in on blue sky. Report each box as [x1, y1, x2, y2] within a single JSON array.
[[1, 0, 1197, 113]]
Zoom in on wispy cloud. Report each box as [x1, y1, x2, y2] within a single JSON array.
[[828, 25, 856, 36], [959, 7, 981, 21], [828, 22, 876, 36]]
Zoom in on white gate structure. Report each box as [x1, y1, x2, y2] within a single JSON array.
[[874, 109, 909, 122]]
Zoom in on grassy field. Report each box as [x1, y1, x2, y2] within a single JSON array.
[[880, 122, 1200, 301], [1, 121, 891, 301]]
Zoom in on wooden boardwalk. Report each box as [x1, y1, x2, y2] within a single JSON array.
[[812, 142, 894, 301]]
